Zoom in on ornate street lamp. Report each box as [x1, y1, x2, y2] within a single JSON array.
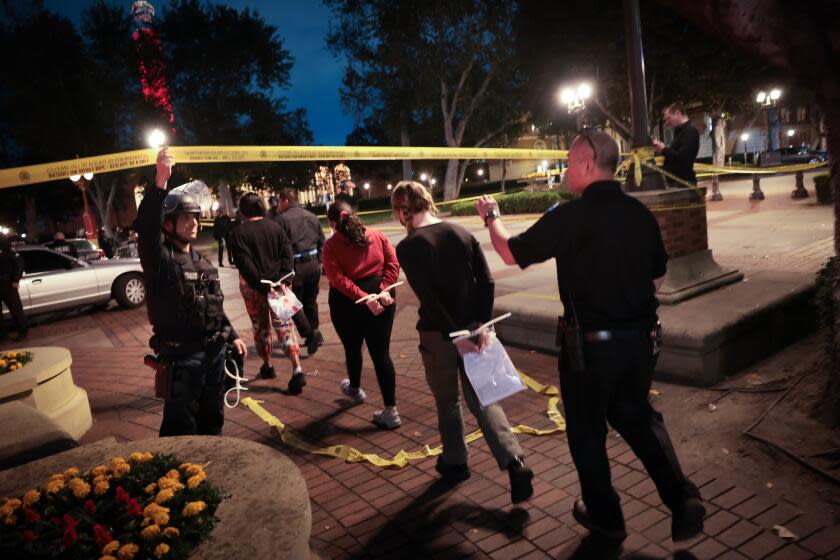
[[69, 172, 98, 241], [558, 82, 592, 130], [756, 88, 782, 151]]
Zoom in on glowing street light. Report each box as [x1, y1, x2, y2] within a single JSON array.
[[147, 128, 166, 150], [740, 133, 750, 163], [430, 178, 436, 186], [211, 200, 220, 212], [386, 183, 393, 190], [786, 129, 795, 137], [558, 82, 592, 114], [476, 168, 484, 177], [419, 173, 427, 182], [756, 88, 781, 108]]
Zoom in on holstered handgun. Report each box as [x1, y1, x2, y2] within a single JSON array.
[[557, 315, 586, 374], [144, 354, 173, 400]]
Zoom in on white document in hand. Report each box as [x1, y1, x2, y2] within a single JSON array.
[[462, 334, 526, 407]]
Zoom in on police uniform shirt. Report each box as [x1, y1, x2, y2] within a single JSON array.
[[507, 180, 667, 331], [274, 203, 325, 261]]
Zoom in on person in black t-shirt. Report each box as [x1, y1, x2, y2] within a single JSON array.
[[653, 102, 700, 187], [227, 192, 307, 394], [476, 129, 704, 547], [393, 181, 534, 505]]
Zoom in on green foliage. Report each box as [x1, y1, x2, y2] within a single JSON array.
[[449, 190, 577, 215], [814, 173, 833, 204]]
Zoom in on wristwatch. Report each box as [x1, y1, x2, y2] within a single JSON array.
[[483, 209, 500, 227]]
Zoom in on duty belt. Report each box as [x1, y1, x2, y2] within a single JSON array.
[[156, 332, 225, 355], [583, 329, 648, 343], [293, 248, 318, 260]]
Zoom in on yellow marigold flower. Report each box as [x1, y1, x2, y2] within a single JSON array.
[[165, 469, 180, 480], [162, 527, 180, 538], [45, 478, 65, 494], [63, 467, 80, 478], [3, 498, 21, 510], [129, 452, 144, 462], [110, 457, 126, 467], [22, 490, 40, 506], [179, 463, 204, 477], [182, 501, 206, 517], [94, 481, 110, 496], [155, 489, 175, 505], [117, 543, 139, 560], [100, 556, 117, 560], [112, 462, 131, 479], [187, 472, 206, 489], [102, 541, 120, 555], [157, 477, 184, 492], [154, 543, 170, 559], [4, 514, 17, 525], [68, 478, 91, 499], [0, 506, 13, 518], [143, 503, 170, 527], [91, 465, 108, 477], [141, 524, 161, 540], [145, 483, 158, 495], [48, 473, 64, 481]]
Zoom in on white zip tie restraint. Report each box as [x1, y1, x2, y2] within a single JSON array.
[[355, 281, 405, 304], [260, 271, 295, 289], [449, 312, 512, 342], [224, 357, 248, 408]]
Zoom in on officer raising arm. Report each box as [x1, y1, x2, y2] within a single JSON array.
[[137, 148, 246, 437]]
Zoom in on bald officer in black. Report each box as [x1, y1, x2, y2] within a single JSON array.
[[476, 129, 704, 548]]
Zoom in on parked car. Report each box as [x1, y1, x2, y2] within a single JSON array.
[[43, 238, 106, 262], [1, 245, 145, 319], [758, 147, 829, 167]]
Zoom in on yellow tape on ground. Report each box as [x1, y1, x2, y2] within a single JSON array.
[[240, 368, 565, 469], [0, 145, 570, 189]]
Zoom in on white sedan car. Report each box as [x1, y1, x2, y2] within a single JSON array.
[[3, 245, 146, 318]]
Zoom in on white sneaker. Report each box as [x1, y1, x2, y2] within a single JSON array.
[[372, 407, 401, 429], [340, 379, 366, 403]]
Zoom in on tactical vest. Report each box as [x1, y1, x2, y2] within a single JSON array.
[[156, 246, 226, 342]]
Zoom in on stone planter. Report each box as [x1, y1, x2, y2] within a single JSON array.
[[0, 347, 91, 439]]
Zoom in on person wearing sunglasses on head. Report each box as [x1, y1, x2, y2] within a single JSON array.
[[476, 128, 705, 551]]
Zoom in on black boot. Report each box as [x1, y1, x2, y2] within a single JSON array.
[[307, 329, 324, 356], [258, 364, 277, 380], [672, 497, 706, 541], [508, 456, 534, 504], [288, 371, 306, 394], [435, 456, 470, 483], [572, 500, 627, 542]]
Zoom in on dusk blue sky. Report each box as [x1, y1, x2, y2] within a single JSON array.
[[43, 0, 354, 145]]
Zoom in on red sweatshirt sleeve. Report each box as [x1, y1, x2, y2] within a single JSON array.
[[377, 230, 400, 290], [324, 239, 368, 302]]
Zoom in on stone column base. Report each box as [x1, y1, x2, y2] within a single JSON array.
[[657, 249, 743, 305]]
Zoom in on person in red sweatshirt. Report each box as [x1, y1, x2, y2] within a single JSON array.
[[323, 201, 401, 428]]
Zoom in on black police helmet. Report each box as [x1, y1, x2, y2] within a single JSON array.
[[268, 195, 278, 208], [163, 191, 201, 218]]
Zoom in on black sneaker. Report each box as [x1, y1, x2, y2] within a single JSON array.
[[258, 364, 277, 380], [218, 263, 224, 267], [307, 329, 324, 356], [672, 497, 706, 542], [508, 457, 534, 504], [435, 456, 470, 483], [572, 500, 627, 542], [288, 371, 306, 395]]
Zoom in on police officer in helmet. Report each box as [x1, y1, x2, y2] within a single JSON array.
[[137, 148, 247, 436]]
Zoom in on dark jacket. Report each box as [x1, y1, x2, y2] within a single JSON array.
[[0, 238, 24, 282], [212, 216, 231, 240], [274, 202, 326, 264], [227, 218, 294, 294], [663, 121, 700, 186]]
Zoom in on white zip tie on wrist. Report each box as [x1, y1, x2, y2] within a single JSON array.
[[224, 358, 248, 408], [260, 271, 295, 289], [449, 312, 512, 342], [355, 281, 405, 304]]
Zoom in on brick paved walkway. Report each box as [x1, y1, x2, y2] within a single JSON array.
[[6, 265, 838, 559]]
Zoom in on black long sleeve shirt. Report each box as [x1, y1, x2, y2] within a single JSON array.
[[273, 203, 325, 263], [136, 187, 237, 344], [0, 239, 23, 282], [663, 121, 700, 185], [396, 221, 494, 336], [227, 218, 294, 294]]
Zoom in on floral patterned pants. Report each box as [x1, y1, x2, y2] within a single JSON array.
[[239, 276, 300, 363]]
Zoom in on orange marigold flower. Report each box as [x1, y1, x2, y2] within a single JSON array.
[[45, 479, 65, 494], [182, 501, 206, 517], [63, 467, 80, 478], [165, 469, 180, 480], [3, 498, 21, 510], [109, 457, 126, 469], [102, 540, 120, 555], [68, 478, 91, 499], [145, 483, 158, 495], [117, 543, 139, 560], [100, 556, 117, 560], [155, 489, 175, 505], [94, 481, 110, 497], [112, 462, 131, 479], [154, 543, 170, 558], [162, 527, 180, 538], [141, 524, 161, 540], [157, 477, 184, 492], [91, 465, 108, 477], [187, 472, 206, 489], [22, 490, 40, 506]]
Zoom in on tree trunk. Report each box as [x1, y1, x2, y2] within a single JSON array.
[[501, 159, 507, 193], [443, 159, 460, 200], [456, 160, 469, 196], [400, 117, 412, 181], [711, 116, 727, 192], [24, 193, 37, 240]]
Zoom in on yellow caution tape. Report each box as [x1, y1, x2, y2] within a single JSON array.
[[240, 368, 565, 469], [0, 145, 570, 189], [694, 160, 828, 174]]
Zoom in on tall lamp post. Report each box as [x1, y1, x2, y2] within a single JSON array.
[[363, 182, 371, 199], [756, 88, 782, 152], [559, 82, 592, 131], [740, 132, 750, 164], [69, 172, 98, 241]]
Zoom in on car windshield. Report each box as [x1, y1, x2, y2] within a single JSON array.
[[68, 239, 97, 250]]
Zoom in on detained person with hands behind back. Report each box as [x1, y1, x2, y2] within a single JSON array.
[[137, 148, 246, 437], [392, 181, 533, 504]]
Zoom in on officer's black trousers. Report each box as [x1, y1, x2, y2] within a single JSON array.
[[0, 278, 26, 336], [160, 345, 226, 437], [559, 335, 699, 532], [216, 236, 234, 266], [292, 259, 321, 340]]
